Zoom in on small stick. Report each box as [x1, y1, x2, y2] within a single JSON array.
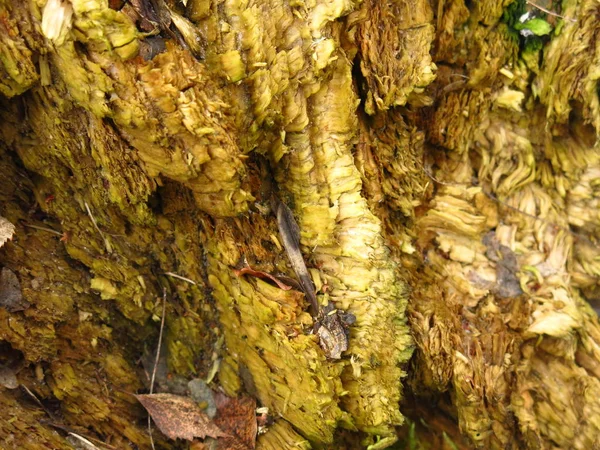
[[526, 0, 576, 22], [84, 201, 112, 254], [26, 386, 114, 449], [68, 432, 101, 450], [21, 385, 47, 410], [23, 223, 63, 236], [44, 421, 118, 450], [422, 164, 595, 246], [163, 272, 197, 285], [148, 287, 168, 450]]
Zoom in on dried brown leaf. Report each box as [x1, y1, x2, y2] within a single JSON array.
[[213, 393, 257, 450], [274, 198, 318, 315], [233, 266, 293, 291], [136, 393, 226, 441], [0, 216, 15, 248], [0, 267, 29, 312]]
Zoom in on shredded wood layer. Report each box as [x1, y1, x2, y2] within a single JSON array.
[[0, 0, 599, 448]]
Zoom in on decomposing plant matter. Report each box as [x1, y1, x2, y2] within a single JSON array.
[[1, 0, 600, 448], [273, 196, 319, 316]]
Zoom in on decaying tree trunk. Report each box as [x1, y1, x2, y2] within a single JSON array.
[[1, 0, 599, 448]]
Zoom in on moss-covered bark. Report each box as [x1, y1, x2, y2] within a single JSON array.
[[1, 0, 600, 448]]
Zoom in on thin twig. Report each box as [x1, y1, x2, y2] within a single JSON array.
[[44, 421, 118, 450], [526, 0, 577, 22], [163, 272, 197, 285], [422, 164, 463, 187], [150, 288, 167, 394], [24, 385, 113, 449], [22, 223, 63, 236], [68, 432, 101, 450], [26, 384, 116, 450], [481, 190, 595, 246], [84, 201, 112, 254], [148, 287, 168, 450], [21, 385, 46, 410], [422, 164, 595, 246]]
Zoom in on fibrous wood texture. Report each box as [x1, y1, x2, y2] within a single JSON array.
[[0, 0, 599, 448]]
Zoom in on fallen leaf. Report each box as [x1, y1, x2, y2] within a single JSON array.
[[0, 216, 15, 248], [233, 266, 292, 291], [0, 366, 18, 389], [0, 267, 29, 312], [213, 393, 257, 450], [136, 393, 226, 441], [274, 198, 318, 315]]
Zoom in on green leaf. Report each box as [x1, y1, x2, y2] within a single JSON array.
[[515, 17, 553, 36]]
